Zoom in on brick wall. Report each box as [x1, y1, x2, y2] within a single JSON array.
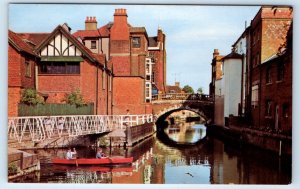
[[8, 45, 22, 87], [8, 87, 21, 117], [113, 77, 148, 114]]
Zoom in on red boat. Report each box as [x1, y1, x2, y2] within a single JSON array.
[[52, 157, 133, 165]]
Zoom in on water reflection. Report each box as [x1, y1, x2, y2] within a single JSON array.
[[165, 122, 206, 143], [13, 121, 291, 184]]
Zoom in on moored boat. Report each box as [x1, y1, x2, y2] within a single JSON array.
[[52, 157, 133, 165]]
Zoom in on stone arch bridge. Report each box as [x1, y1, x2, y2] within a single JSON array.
[[152, 93, 214, 124]]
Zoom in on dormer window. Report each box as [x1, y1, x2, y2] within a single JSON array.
[[132, 37, 141, 48], [91, 40, 96, 49]]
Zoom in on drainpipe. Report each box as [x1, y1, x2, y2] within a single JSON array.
[[106, 65, 109, 115], [35, 59, 39, 90], [240, 54, 245, 116], [96, 65, 99, 115]]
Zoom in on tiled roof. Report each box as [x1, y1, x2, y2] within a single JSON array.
[[73, 30, 100, 38], [222, 51, 243, 60], [8, 30, 37, 56], [166, 85, 182, 93], [17, 33, 50, 47], [98, 24, 110, 37], [130, 27, 146, 33]]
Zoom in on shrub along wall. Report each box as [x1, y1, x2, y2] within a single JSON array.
[[18, 103, 94, 116]]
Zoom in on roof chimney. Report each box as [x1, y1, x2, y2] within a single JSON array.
[[213, 49, 219, 58], [85, 16, 98, 30], [111, 8, 129, 40]]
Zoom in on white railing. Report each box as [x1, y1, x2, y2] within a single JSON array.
[[8, 114, 153, 143]]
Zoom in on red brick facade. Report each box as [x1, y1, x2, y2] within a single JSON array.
[[249, 6, 292, 131], [8, 31, 37, 116], [8, 8, 161, 116], [148, 29, 167, 93]]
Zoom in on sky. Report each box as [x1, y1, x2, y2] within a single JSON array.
[[9, 4, 260, 93]]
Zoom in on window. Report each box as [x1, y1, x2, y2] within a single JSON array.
[[265, 100, 272, 117], [152, 72, 155, 83], [277, 62, 284, 81], [132, 37, 141, 48], [91, 40, 96, 49], [145, 83, 150, 98], [266, 66, 272, 84], [25, 58, 31, 77], [251, 85, 259, 107], [39, 62, 80, 74], [282, 104, 289, 118]]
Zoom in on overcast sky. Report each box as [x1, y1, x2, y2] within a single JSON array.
[[9, 4, 260, 93]]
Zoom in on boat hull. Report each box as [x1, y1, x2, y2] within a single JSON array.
[[52, 157, 133, 165]]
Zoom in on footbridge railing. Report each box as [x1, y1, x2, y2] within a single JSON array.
[[8, 114, 153, 143]]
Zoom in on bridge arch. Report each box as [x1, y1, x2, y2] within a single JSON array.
[[155, 105, 209, 125]]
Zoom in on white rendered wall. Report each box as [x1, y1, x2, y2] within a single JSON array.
[[223, 58, 242, 117]]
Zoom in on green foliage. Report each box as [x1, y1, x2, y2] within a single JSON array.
[[20, 88, 45, 105], [65, 89, 86, 107], [8, 163, 18, 175], [18, 103, 94, 116], [182, 85, 194, 94], [197, 87, 203, 94]]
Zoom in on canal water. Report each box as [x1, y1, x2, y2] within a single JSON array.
[[12, 121, 291, 184]]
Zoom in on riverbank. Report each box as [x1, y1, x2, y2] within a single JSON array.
[[207, 124, 292, 157], [8, 148, 40, 181]]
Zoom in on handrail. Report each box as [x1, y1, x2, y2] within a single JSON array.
[[8, 114, 153, 143]]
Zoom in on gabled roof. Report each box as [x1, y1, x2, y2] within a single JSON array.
[[8, 30, 37, 57], [35, 25, 100, 65]]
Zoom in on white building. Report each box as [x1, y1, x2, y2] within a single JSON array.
[[222, 51, 243, 118]]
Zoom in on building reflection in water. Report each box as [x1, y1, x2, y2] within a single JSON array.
[[15, 120, 290, 184]]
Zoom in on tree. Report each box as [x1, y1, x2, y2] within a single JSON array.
[[182, 85, 194, 94], [197, 87, 203, 94], [21, 88, 45, 105]]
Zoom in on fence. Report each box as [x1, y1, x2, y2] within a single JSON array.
[[18, 103, 94, 116]]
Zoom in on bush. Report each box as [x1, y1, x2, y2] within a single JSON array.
[[8, 163, 18, 175], [65, 89, 86, 107], [20, 88, 45, 105]]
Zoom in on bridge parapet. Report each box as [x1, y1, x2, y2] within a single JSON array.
[[8, 114, 153, 143], [152, 93, 213, 102]]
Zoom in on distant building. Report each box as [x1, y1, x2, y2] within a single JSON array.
[[166, 82, 182, 94], [210, 49, 224, 126]]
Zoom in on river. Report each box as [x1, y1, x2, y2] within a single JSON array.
[[12, 121, 291, 184]]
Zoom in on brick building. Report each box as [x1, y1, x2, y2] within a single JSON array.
[[249, 6, 292, 132], [8, 30, 39, 116], [210, 6, 293, 134], [8, 24, 113, 116], [148, 28, 167, 94], [74, 9, 167, 114]]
